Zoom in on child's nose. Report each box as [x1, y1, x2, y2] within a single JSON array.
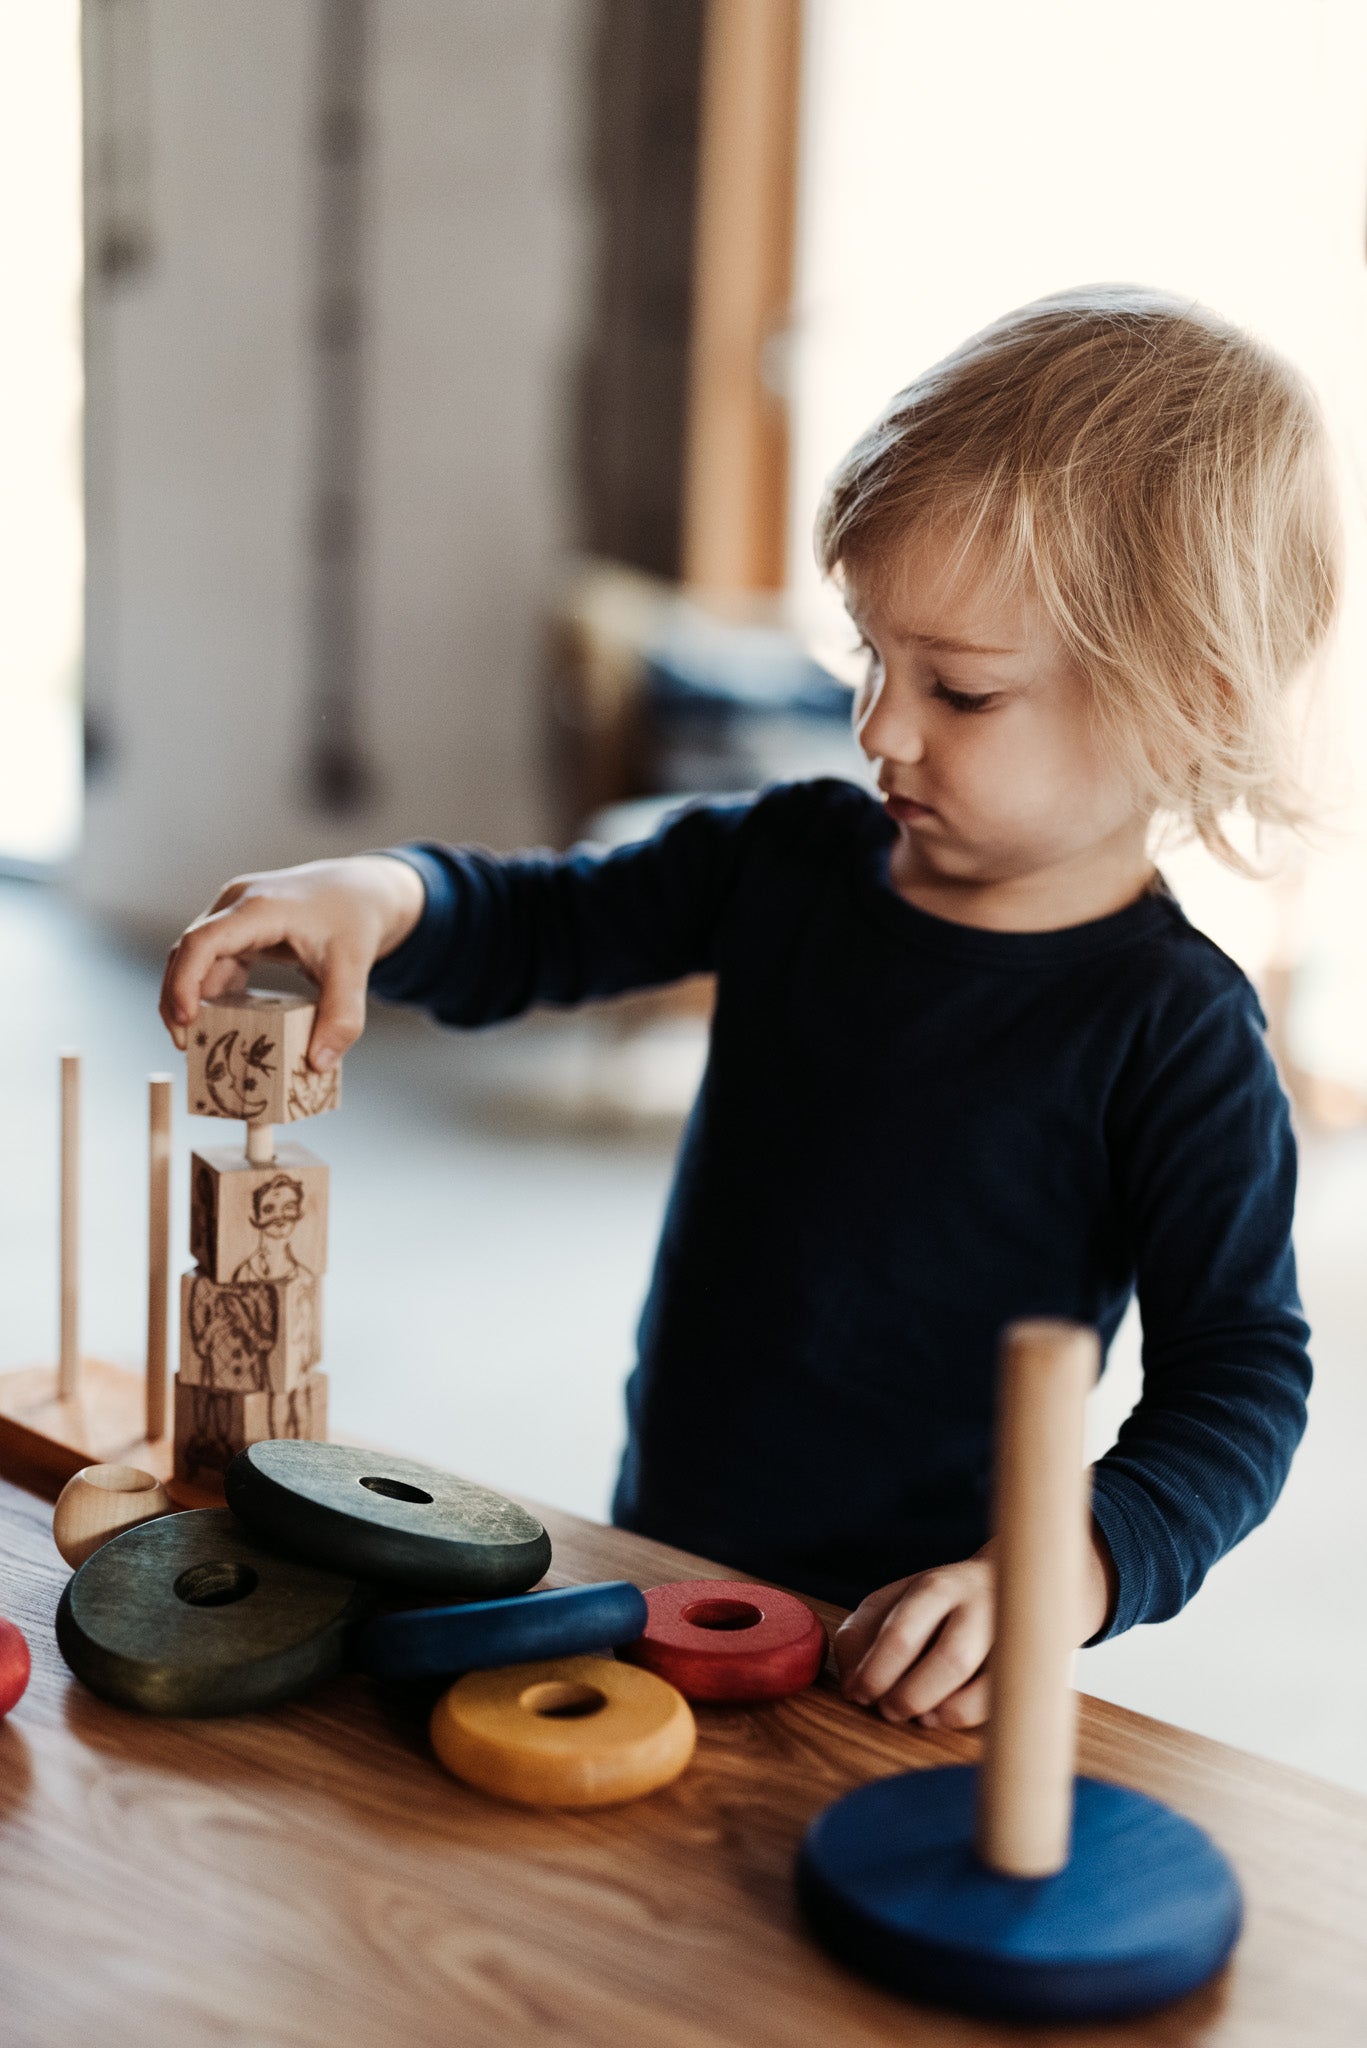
[[856, 672, 926, 766]]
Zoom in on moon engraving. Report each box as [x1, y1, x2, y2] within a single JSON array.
[[203, 1029, 276, 1121]]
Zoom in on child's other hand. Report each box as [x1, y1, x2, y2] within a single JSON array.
[[835, 1524, 1116, 1730], [159, 855, 426, 1070], [835, 1552, 996, 1731]]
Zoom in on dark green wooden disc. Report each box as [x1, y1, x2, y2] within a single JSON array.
[[55, 1509, 370, 1717], [224, 1440, 552, 1595]]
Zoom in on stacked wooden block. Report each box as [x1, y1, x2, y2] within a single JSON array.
[[174, 993, 340, 1490]]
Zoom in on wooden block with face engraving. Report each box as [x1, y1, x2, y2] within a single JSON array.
[[190, 1143, 330, 1284], [173, 1370, 329, 1489], [186, 992, 341, 1128], [179, 1268, 322, 1396]]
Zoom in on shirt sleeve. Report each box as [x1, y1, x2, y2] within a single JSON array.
[[1090, 982, 1311, 1639], [367, 794, 759, 1026]]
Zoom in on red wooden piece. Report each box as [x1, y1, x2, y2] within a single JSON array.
[[620, 1579, 826, 1702], [0, 1616, 31, 1717]]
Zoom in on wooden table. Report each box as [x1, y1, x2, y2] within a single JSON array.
[[2, 1470, 1364, 2048]]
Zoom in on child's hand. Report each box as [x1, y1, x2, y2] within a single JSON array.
[[835, 1552, 997, 1730], [835, 1526, 1116, 1730], [159, 855, 426, 1071]]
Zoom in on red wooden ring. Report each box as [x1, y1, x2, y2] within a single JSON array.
[[620, 1579, 826, 1701]]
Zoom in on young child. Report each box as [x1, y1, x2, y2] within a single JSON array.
[[160, 285, 1341, 1733]]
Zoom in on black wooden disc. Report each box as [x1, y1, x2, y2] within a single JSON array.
[[55, 1509, 370, 1717], [224, 1440, 552, 1595]]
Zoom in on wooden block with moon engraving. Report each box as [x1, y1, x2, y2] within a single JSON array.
[[179, 1269, 321, 1395], [186, 992, 341, 1128], [173, 1371, 328, 1490], [189, 1143, 329, 1283]]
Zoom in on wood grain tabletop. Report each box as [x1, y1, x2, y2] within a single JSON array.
[[1, 1469, 1363, 2048]]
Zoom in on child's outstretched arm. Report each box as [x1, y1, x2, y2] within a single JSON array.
[[832, 1525, 1117, 1730], [162, 789, 771, 1059], [160, 855, 426, 1069]]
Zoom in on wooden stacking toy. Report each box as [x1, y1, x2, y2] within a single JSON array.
[[430, 1655, 695, 1808], [0, 1617, 30, 1717], [621, 1579, 826, 1701], [798, 1320, 1243, 2022], [226, 1439, 552, 1595], [175, 993, 339, 1493], [0, 1063, 176, 1490], [52, 1463, 173, 1569], [56, 1507, 370, 1716], [356, 1581, 648, 1681]]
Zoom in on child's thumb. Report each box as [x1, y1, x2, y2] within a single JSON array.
[[308, 947, 369, 1069]]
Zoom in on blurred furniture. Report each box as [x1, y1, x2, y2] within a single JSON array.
[[545, 558, 861, 847]]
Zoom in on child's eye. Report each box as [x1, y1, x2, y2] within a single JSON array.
[[932, 680, 998, 714]]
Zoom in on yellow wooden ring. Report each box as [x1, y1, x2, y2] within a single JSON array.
[[429, 1654, 696, 1808]]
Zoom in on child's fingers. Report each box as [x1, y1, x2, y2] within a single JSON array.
[[161, 900, 300, 1030], [916, 1670, 990, 1732], [833, 1578, 913, 1690], [845, 1575, 959, 1706], [307, 938, 372, 1068], [201, 954, 254, 1005], [873, 1600, 992, 1724]]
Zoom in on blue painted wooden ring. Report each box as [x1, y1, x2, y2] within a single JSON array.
[[355, 1580, 648, 1680], [798, 1765, 1242, 2022]]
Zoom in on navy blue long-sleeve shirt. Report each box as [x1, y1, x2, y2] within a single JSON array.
[[370, 778, 1310, 1634]]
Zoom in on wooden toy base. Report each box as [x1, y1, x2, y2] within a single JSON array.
[[798, 1764, 1243, 2022], [0, 1360, 172, 1502]]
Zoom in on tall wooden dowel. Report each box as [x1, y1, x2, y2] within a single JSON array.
[[58, 1050, 81, 1399], [976, 1319, 1098, 1879], [145, 1074, 173, 1440], [245, 1121, 274, 1165]]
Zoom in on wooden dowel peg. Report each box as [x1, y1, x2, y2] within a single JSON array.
[[58, 1051, 81, 1400], [799, 1314, 1241, 2019], [145, 1076, 173, 1441], [976, 1319, 1098, 1879], [245, 1122, 275, 1166]]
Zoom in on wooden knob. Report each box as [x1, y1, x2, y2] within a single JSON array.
[[53, 1464, 174, 1570], [975, 1319, 1098, 1878]]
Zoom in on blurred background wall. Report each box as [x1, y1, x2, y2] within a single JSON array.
[[77, 0, 591, 930]]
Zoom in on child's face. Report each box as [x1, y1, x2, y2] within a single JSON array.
[[846, 525, 1149, 901]]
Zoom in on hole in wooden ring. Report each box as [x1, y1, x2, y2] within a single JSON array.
[[679, 1599, 764, 1632], [519, 1681, 608, 1720], [80, 1465, 160, 1495], [358, 1476, 434, 1505], [174, 1562, 260, 1608]]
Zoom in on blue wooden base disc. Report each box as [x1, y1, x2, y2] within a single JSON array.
[[355, 1581, 649, 1680], [798, 1765, 1241, 2021]]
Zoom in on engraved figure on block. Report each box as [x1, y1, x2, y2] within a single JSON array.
[[231, 1172, 320, 1361], [181, 1386, 240, 1479], [187, 1278, 280, 1393], [189, 1158, 217, 1270], [194, 1026, 275, 1121], [288, 1054, 340, 1120], [273, 1384, 314, 1440]]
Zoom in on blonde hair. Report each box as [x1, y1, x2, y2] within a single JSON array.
[[817, 285, 1343, 870]]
